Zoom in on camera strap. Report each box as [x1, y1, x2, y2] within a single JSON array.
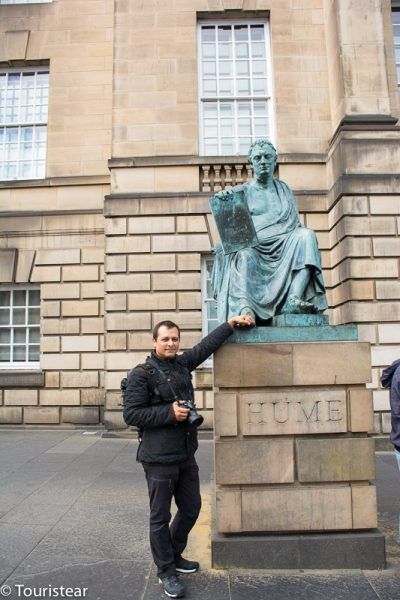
[[146, 357, 179, 402]]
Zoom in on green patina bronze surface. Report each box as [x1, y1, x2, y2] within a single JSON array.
[[225, 324, 358, 344], [210, 139, 328, 325]]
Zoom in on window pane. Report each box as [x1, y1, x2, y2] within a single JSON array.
[[218, 44, 232, 59], [218, 26, 232, 42], [204, 103, 218, 117], [220, 79, 233, 96], [203, 61, 216, 76], [235, 43, 249, 58], [237, 61, 250, 76], [250, 25, 265, 41], [221, 139, 234, 154], [28, 307, 40, 324], [14, 328, 26, 344], [29, 328, 40, 343], [202, 44, 216, 59], [220, 118, 233, 137], [0, 346, 10, 361], [0, 291, 10, 307], [204, 141, 218, 154], [237, 79, 251, 95], [252, 42, 266, 58], [204, 119, 218, 137], [219, 61, 233, 76], [253, 79, 267, 95], [255, 117, 268, 136], [13, 308, 26, 325], [29, 345, 40, 362], [13, 345, 26, 362], [0, 329, 10, 343], [252, 61, 266, 76], [238, 102, 251, 116], [220, 102, 233, 116], [13, 290, 26, 306], [234, 26, 248, 41], [201, 26, 215, 42], [238, 118, 251, 136], [0, 309, 9, 325], [203, 79, 217, 95], [239, 137, 252, 154]]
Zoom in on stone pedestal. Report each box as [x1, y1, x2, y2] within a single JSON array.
[[211, 328, 386, 569]]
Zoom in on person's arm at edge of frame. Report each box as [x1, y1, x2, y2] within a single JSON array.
[[123, 366, 176, 428], [179, 314, 255, 372]]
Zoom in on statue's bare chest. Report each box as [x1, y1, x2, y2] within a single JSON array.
[[247, 188, 282, 223]]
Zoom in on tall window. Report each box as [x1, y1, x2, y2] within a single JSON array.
[[0, 288, 40, 368], [198, 21, 274, 156], [392, 8, 400, 85], [0, 69, 49, 180]]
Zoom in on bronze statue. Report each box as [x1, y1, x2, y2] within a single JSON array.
[[210, 139, 328, 324]]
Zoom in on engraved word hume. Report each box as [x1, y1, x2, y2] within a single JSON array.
[[241, 390, 347, 435]]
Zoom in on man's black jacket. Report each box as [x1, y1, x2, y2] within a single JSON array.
[[381, 359, 400, 451], [123, 322, 233, 464]]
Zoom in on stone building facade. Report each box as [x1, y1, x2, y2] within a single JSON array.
[[0, 0, 399, 434]]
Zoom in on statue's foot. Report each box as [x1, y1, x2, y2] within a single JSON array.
[[282, 295, 318, 315]]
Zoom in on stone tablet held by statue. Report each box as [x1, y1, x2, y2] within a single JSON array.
[[209, 190, 259, 255]]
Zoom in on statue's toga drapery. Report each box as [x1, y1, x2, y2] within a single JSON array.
[[211, 179, 328, 322]]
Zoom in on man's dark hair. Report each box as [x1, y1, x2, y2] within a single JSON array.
[[152, 320, 181, 340]]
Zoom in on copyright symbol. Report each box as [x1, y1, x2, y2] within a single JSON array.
[[0, 586, 12, 597]]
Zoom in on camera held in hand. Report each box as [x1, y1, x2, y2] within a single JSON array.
[[179, 400, 204, 427]]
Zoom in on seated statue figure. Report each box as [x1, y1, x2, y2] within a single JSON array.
[[211, 139, 328, 323]]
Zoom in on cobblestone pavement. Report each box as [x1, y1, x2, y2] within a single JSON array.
[[0, 430, 399, 600]]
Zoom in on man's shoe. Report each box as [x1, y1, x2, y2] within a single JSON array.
[[175, 556, 200, 573], [158, 575, 185, 598]]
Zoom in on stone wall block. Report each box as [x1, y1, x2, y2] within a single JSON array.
[[177, 292, 201, 309], [81, 353, 104, 370], [81, 389, 105, 406], [4, 389, 38, 406], [35, 249, 80, 265], [0, 407, 22, 423], [42, 301, 61, 318], [128, 292, 176, 310], [81, 248, 104, 264], [177, 253, 201, 271], [105, 273, 150, 292], [296, 438, 375, 482], [24, 407, 59, 424], [105, 255, 127, 273], [177, 216, 207, 232], [41, 353, 80, 370], [31, 266, 61, 282], [81, 317, 104, 334], [40, 389, 80, 406], [105, 217, 127, 235], [60, 371, 99, 388], [214, 393, 238, 437], [42, 283, 80, 300], [216, 488, 242, 533], [292, 342, 371, 386], [105, 293, 127, 311], [151, 311, 201, 329], [105, 312, 151, 331], [62, 300, 99, 316], [215, 439, 294, 485], [152, 273, 200, 291], [352, 485, 378, 529], [349, 388, 374, 432], [129, 216, 175, 234], [240, 487, 352, 533], [152, 234, 210, 253], [61, 335, 99, 352], [63, 265, 99, 281], [16, 250, 35, 283], [214, 344, 293, 388], [61, 407, 99, 424], [128, 254, 175, 272], [106, 236, 150, 254], [41, 318, 80, 335]]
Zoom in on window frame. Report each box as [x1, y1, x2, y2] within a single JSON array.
[[0, 286, 40, 370], [392, 6, 400, 86], [197, 18, 276, 156], [0, 66, 49, 181]]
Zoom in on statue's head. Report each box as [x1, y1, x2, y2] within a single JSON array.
[[248, 139, 277, 165], [247, 139, 277, 180]]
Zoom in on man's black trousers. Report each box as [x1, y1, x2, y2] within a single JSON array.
[[143, 456, 201, 578]]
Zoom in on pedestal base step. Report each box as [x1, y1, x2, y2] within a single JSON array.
[[211, 530, 386, 570]]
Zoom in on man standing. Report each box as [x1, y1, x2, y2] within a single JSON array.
[[123, 314, 253, 598]]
